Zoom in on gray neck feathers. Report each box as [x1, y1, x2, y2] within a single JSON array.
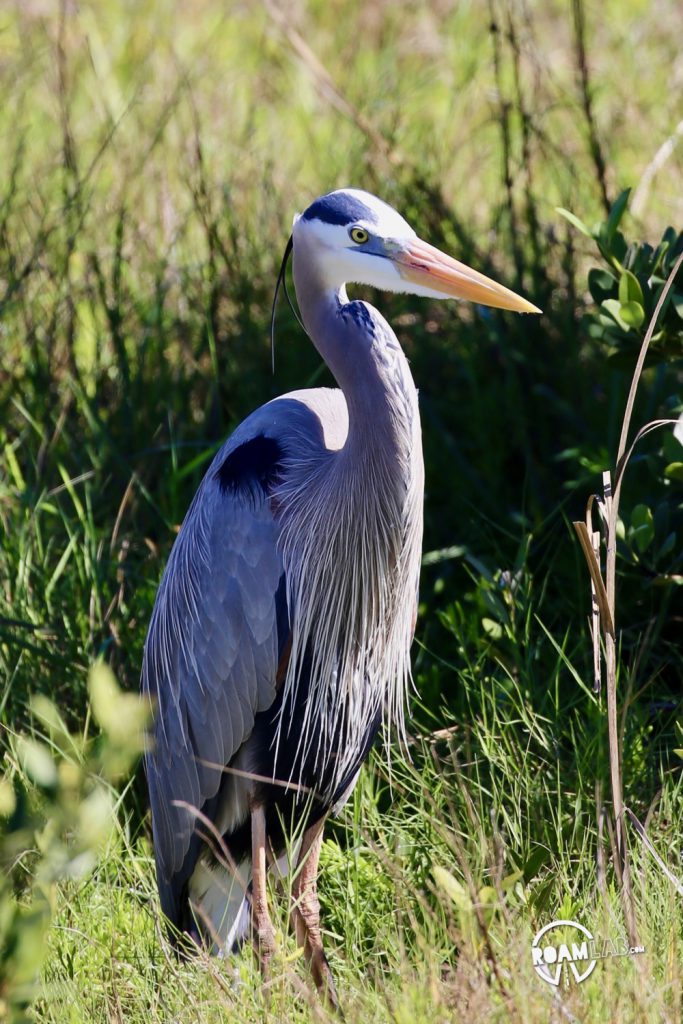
[[274, 272, 424, 795]]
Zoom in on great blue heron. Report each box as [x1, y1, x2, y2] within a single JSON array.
[[142, 188, 539, 1005]]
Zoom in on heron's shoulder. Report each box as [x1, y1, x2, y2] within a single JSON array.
[[201, 390, 346, 507], [271, 388, 348, 451], [220, 389, 348, 460]]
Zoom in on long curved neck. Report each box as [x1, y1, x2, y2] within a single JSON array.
[[279, 251, 425, 795], [292, 259, 420, 458]]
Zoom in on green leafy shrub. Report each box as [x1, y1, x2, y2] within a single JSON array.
[[559, 193, 683, 593], [559, 190, 683, 366], [0, 664, 149, 1023]]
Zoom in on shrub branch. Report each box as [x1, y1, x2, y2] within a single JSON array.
[[573, 249, 683, 945]]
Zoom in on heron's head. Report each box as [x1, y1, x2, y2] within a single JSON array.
[[292, 188, 540, 314]]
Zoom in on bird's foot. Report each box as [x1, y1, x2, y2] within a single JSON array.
[[310, 947, 342, 1016]]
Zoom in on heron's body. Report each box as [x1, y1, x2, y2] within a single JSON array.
[[142, 189, 538, 1002]]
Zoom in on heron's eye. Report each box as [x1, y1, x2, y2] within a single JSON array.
[[349, 227, 369, 245]]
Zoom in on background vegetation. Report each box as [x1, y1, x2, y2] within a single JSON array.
[[1, 0, 682, 1020]]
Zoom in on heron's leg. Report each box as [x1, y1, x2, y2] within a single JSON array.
[[290, 818, 340, 1012], [250, 805, 276, 978]]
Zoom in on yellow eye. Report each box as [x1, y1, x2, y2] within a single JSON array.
[[350, 227, 369, 244]]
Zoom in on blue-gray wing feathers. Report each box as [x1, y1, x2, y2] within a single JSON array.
[[141, 394, 344, 928], [142, 441, 285, 919]]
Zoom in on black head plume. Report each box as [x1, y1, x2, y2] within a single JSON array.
[[270, 234, 307, 373]]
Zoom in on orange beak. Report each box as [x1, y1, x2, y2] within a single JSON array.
[[393, 238, 541, 314]]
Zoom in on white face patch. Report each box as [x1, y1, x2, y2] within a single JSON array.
[[293, 189, 417, 292], [297, 217, 359, 252]]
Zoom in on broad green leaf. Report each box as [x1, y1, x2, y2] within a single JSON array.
[[631, 503, 653, 529], [0, 775, 16, 816], [619, 300, 645, 327], [555, 207, 593, 238], [88, 660, 121, 732], [606, 188, 631, 241], [10, 900, 51, 985], [630, 504, 654, 553], [588, 267, 616, 303], [482, 617, 503, 639], [610, 230, 628, 264], [89, 661, 150, 756], [601, 298, 629, 330], [658, 532, 676, 558], [618, 269, 644, 307], [77, 788, 116, 849], [17, 738, 58, 788], [433, 865, 470, 910]]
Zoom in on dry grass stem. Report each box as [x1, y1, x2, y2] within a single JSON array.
[[625, 807, 683, 898], [573, 250, 683, 947]]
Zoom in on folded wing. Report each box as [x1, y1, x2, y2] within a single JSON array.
[[142, 433, 288, 928]]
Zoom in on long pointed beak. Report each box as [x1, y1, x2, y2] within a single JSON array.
[[393, 238, 541, 314]]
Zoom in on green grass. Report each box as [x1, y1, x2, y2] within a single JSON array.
[[1, 1, 682, 1021]]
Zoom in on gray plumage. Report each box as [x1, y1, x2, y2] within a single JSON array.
[[141, 188, 538, 979]]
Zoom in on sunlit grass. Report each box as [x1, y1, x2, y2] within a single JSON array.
[[1, 1, 682, 1021]]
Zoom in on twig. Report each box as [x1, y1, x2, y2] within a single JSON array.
[[631, 119, 683, 219], [487, 1, 524, 286], [265, 0, 398, 169], [570, 0, 610, 214], [505, 6, 543, 282], [625, 807, 683, 898]]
